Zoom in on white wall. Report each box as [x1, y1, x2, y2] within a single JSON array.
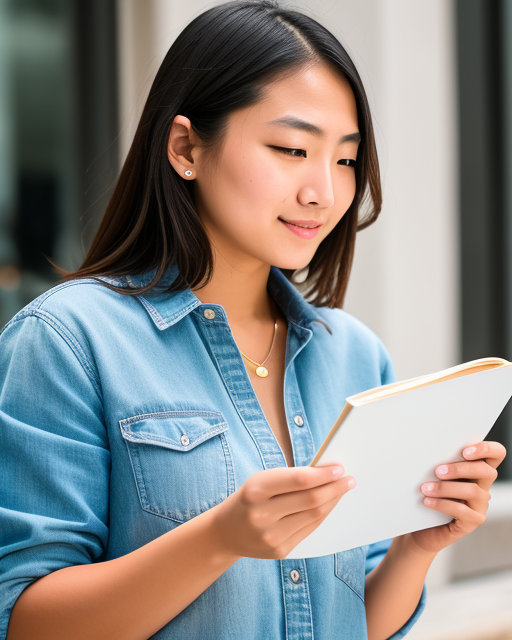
[[317, 0, 460, 382]]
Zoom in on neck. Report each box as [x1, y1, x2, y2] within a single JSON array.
[[191, 254, 275, 328]]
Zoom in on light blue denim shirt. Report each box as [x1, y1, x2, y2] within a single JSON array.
[[0, 263, 426, 639]]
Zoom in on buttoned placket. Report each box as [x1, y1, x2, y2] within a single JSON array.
[[198, 304, 316, 640]]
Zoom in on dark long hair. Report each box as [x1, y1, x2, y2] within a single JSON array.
[[55, 0, 382, 308]]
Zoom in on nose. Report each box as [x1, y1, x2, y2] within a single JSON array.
[[297, 167, 335, 208]]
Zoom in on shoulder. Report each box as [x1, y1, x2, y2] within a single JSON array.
[[0, 278, 145, 385], [0, 279, 122, 399], [313, 306, 395, 384], [2, 277, 140, 336], [315, 306, 386, 350]]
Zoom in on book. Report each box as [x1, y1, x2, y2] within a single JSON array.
[[285, 357, 512, 559]]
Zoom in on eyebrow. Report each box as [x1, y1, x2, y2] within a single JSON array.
[[264, 116, 361, 144]]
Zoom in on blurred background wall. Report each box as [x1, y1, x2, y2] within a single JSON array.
[[0, 0, 511, 637]]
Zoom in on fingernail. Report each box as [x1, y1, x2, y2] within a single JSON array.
[[347, 477, 356, 489], [436, 465, 449, 476], [463, 447, 476, 457], [332, 466, 344, 477], [422, 483, 435, 493]]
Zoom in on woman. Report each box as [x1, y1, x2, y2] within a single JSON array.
[[0, 2, 506, 639]]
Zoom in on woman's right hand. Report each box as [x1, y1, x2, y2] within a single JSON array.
[[208, 465, 356, 560]]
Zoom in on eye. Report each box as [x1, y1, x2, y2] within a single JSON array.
[[269, 146, 357, 166], [269, 146, 307, 158]]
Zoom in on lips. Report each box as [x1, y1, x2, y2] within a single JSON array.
[[278, 217, 321, 229], [279, 218, 321, 239]]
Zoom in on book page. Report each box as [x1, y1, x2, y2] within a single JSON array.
[[348, 358, 511, 406], [286, 364, 512, 559]]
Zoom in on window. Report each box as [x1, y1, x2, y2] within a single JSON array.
[[456, 0, 511, 478], [0, 0, 118, 327]]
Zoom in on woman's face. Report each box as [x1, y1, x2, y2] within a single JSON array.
[[190, 63, 360, 272]]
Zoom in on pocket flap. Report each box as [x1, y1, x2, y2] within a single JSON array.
[[119, 410, 229, 452]]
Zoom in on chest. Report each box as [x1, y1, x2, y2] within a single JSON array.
[[240, 315, 295, 468]]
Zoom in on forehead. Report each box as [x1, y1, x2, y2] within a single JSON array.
[[229, 63, 359, 139]]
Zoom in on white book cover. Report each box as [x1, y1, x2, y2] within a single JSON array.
[[285, 360, 512, 559]]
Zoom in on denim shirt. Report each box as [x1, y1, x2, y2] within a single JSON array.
[[0, 263, 426, 640]]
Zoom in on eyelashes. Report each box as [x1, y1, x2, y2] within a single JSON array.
[[269, 146, 356, 167], [270, 146, 306, 157], [338, 159, 356, 167]]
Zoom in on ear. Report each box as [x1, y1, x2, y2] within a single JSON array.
[[167, 115, 202, 180]]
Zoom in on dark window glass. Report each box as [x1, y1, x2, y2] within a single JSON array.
[[456, 0, 511, 479], [0, 0, 118, 327]]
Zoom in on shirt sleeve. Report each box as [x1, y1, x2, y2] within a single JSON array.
[[363, 338, 427, 638], [0, 312, 110, 640]]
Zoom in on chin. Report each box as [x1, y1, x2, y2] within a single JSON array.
[[269, 256, 312, 272]]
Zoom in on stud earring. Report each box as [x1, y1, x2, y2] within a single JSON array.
[[185, 170, 192, 177]]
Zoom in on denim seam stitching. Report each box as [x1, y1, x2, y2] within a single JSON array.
[[137, 296, 200, 328], [219, 431, 236, 495], [136, 296, 168, 328], [279, 561, 290, 640], [120, 410, 225, 424], [120, 423, 229, 450], [300, 560, 315, 639], [6, 310, 102, 400], [0, 279, 102, 334], [122, 436, 149, 511], [334, 551, 366, 603], [120, 415, 233, 524], [34, 279, 103, 308], [202, 320, 272, 470]]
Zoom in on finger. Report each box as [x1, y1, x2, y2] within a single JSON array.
[[421, 480, 490, 513], [246, 465, 346, 501], [435, 460, 498, 490], [273, 491, 345, 557], [269, 474, 356, 519], [278, 516, 328, 559], [462, 441, 507, 469], [422, 495, 486, 531]]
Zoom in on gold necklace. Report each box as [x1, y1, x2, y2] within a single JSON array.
[[238, 304, 278, 378]]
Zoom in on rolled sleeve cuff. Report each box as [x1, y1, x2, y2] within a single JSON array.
[[0, 579, 34, 640]]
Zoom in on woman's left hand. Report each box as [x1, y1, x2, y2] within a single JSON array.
[[403, 440, 507, 555]]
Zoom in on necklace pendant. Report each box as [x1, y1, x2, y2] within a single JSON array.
[[255, 366, 269, 378]]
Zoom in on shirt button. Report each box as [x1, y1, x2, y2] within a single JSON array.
[[180, 434, 190, 446], [293, 415, 304, 427], [290, 570, 300, 583], [204, 308, 216, 319]]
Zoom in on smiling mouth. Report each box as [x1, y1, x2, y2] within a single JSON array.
[[278, 217, 321, 229]]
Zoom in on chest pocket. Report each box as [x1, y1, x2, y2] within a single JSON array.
[[334, 545, 369, 602], [119, 410, 235, 523]]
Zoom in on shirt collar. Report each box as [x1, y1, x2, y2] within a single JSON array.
[[97, 263, 331, 333]]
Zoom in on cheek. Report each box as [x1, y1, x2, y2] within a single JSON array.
[[216, 150, 288, 231], [334, 172, 357, 218], [195, 149, 285, 253], [223, 150, 283, 207]]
